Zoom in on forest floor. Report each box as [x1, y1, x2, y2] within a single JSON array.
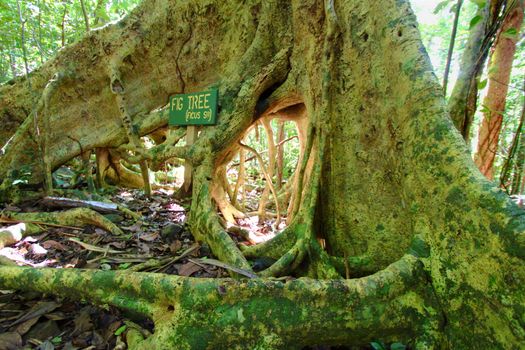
[[0, 188, 242, 350], [0, 186, 295, 350]]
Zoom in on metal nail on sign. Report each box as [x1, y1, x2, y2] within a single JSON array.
[[169, 88, 218, 126]]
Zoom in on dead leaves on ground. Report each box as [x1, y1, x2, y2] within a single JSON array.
[[0, 190, 228, 349]]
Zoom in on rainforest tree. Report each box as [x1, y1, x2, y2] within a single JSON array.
[[0, 0, 525, 349]]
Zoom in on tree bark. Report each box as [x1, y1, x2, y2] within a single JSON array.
[[474, 0, 524, 179], [500, 73, 525, 189], [443, 0, 463, 95], [80, 0, 91, 33], [448, 0, 498, 141], [0, 0, 525, 348]]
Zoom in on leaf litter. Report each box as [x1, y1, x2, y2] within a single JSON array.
[[0, 189, 230, 349]]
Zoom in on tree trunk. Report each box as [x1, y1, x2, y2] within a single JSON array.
[[448, 0, 500, 141], [500, 73, 525, 190], [1, 0, 525, 348], [474, 0, 524, 179], [443, 0, 463, 95], [511, 135, 525, 194], [80, 0, 91, 33]]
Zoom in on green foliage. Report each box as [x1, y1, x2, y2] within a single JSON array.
[[114, 324, 127, 335], [469, 0, 487, 8], [0, 0, 141, 84], [502, 27, 518, 39], [414, 0, 479, 83], [433, 1, 451, 14], [243, 119, 300, 185], [370, 341, 407, 350], [413, 1, 525, 193], [51, 336, 62, 344], [477, 79, 487, 90], [469, 14, 482, 29]]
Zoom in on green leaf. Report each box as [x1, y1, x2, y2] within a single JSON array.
[[391, 343, 407, 350], [433, 0, 450, 14], [469, 0, 487, 8], [371, 342, 387, 350], [469, 15, 482, 29], [478, 79, 488, 89], [119, 263, 131, 270], [502, 27, 518, 38], [480, 104, 491, 114], [51, 336, 62, 344], [114, 325, 127, 336]]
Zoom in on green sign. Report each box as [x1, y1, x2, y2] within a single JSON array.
[[169, 88, 218, 126]]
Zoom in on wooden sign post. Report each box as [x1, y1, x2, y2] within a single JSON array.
[[183, 125, 198, 192], [169, 88, 218, 194]]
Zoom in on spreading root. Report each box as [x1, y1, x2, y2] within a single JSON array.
[[0, 208, 124, 249]]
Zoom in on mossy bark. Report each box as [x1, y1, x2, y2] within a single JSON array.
[[0, 255, 441, 349], [1, 0, 525, 348]]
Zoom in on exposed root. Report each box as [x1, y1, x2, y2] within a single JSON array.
[[108, 65, 151, 197], [276, 120, 285, 188], [40, 194, 142, 221], [96, 148, 149, 190], [289, 122, 315, 222], [190, 159, 253, 273], [0, 254, 436, 349], [1, 208, 124, 237], [257, 117, 277, 222], [231, 147, 246, 209], [239, 142, 281, 227], [147, 128, 187, 170], [212, 166, 245, 224], [258, 236, 308, 277], [40, 72, 65, 195], [147, 127, 169, 145], [241, 224, 297, 259]]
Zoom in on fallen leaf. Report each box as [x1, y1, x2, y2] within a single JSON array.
[[108, 241, 126, 249], [137, 241, 150, 254], [121, 222, 142, 232], [72, 307, 93, 336], [4, 205, 21, 212], [41, 240, 68, 251], [139, 232, 159, 242], [10, 301, 60, 327], [94, 228, 108, 236], [178, 262, 202, 277], [14, 316, 40, 335], [169, 240, 182, 253], [36, 340, 55, 350], [44, 311, 68, 321], [25, 319, 60, 341], [90, 330, 105, 348], [0, 332, 22, 350]]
